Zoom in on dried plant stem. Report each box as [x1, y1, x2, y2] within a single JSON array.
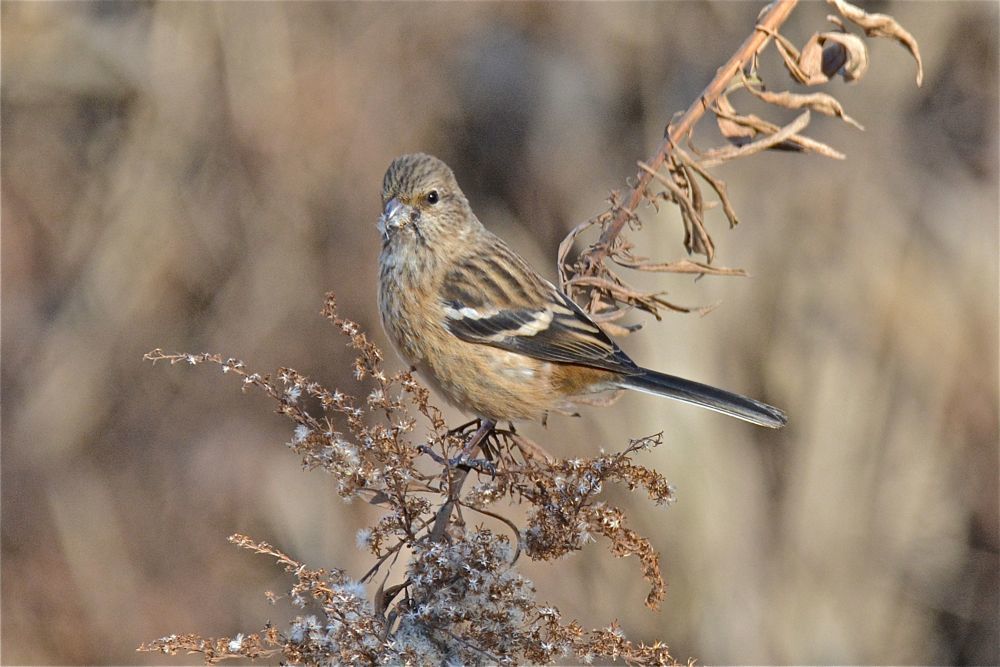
[[429, 419, 496, 542], [585, 0, 799, 271]]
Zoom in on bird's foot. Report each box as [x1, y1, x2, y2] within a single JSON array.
[[447, 418, 481, 437], [458, 418, 496, 460], [454, 457, 497, 477], [419, 418, 497, 471]]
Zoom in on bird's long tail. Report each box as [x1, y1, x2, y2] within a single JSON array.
[[617, 368, 787, 428]]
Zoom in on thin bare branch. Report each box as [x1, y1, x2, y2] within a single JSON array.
[[584, 0, 800, 271]]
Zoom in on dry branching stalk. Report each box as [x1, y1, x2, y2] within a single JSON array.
[[140, 2, 921, 665], [140, 296, 677, 666], [560, 0, 922, 328]]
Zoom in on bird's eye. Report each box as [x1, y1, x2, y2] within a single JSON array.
[[426, 190, 439, 205]]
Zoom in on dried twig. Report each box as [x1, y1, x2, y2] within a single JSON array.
[[583, 0, 800, 272], [559, 0, 920, 328]]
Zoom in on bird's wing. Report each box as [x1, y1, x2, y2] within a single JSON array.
[[439, 248, 640, 375]]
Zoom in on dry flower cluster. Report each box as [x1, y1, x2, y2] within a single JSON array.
[[141, 294, 677, 665], [139, 1, 921, 664]]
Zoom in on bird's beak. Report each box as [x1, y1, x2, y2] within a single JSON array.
[[378, 197, 410, 241]]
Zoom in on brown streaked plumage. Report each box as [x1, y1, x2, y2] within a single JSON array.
[[376, 153, 787, 428]]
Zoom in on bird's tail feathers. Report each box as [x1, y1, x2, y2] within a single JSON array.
[[617, 369, 787, 428]]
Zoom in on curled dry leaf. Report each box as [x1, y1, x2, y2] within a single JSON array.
[[769, 27, 816, 85], [713, 91, 809, 153], [828, 0, 924, 85], [799, 29, 869, 84], [795, 31, 831, 85], [745, 85, 865, 130], [616, 257, 749, 277], [715, 93, 758, 146], [823, 31, 869, 82], [557, 217, 597, 289], [702, 109, 846, 166], [674, 145, 741, 228], [564, 275, 689, 317], [637, 160, 715, 260]]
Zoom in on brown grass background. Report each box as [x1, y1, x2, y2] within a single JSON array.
[[2, 1, 997, 664]]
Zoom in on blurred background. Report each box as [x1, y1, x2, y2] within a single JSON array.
[[2, 1, 996, 664]]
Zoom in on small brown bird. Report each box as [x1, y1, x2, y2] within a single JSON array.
[[377, 153, 786, 430]]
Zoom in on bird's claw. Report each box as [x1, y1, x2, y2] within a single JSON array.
[[418, 445, 495, 476], [454, 457, 496, 477]]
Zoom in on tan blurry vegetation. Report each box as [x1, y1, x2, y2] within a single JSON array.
[[2, 1, 997, 665]]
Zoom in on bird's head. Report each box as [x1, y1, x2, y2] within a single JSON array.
[[378, 153, 475, 246]]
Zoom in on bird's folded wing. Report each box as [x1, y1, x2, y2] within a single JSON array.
[[440, 258, 639, 375]]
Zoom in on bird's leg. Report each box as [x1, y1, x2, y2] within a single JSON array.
[[427, 419, 499, 543], [447, 418, 481, 437], [479, 431, 498, 462], [450, 418, 496, 467]]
